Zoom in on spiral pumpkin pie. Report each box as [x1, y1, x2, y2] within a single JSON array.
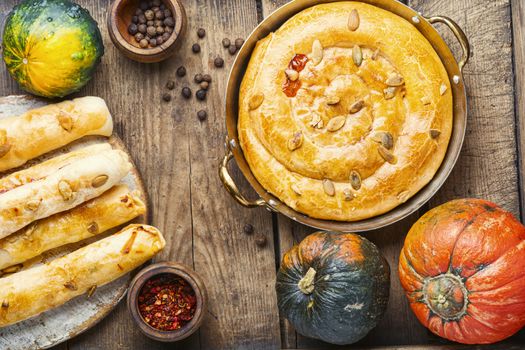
[[238, 2, 452, 221]]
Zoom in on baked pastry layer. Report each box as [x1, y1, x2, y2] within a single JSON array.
[[239, 1, 453, 221]]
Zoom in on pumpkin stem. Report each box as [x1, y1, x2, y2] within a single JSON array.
[[423, 273, 468, 321], [298, 267, 317, 294]]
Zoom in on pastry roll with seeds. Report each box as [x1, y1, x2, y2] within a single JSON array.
[[0, 224, 165, 327], [0, 96, 113, 172], [0, 185, 145, 270], [0, 149, 131, 239]]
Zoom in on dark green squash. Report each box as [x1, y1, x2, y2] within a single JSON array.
[[276, 231, 390, 345], [2, 0, 104, 98]]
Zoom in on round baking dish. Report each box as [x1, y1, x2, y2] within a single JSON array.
[[219, 0, 470, 232]]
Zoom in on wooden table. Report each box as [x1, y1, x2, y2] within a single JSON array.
[[1, 0, 525, 349]]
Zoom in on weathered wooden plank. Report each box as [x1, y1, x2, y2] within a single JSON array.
[[512, 0, 525, 217]]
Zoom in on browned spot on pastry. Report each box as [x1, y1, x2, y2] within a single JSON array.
[[1, 300, 9, 309], [343, 188, 354, 201], [57, 111, 74, 132], [350, 170, 361, 190], [248, 92, 264, 110], [326, 116, 346, 132], [287, 131, 303, 151], [430, 129, 441, 139], [352, 45, 362, 67], [117, 263, 124, 271], [58, 180, 74, 201], [322, 179, 335, 196], [64, 281, 78, 291], [349, 100, 364, 114], [378, 145, 396, 164], [91, 174, 109, 188], [347, 9, 360, 31], [87, 221, 99, 234]]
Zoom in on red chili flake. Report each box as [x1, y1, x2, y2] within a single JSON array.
[[138, 274, 197, 331], [283, 54, 309, 97]]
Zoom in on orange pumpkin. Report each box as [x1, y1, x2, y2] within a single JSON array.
[[399, 199, 525, 344]]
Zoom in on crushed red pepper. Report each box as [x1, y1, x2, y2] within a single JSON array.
[[283, 54, 309, 97], [138, 273, 196, 331]]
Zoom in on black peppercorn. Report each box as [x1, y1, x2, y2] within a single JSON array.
[[156, 26, 164, 35], [222, 38, 231, 48], [197, 28, 206, 38], [135, 8, 143, 16], [139, 1, 148, 10], [202, 74, 212, 83], [155, 10, 164, 20], [164, 17, 175, 27], [138, 14, 146, 24], [147, 20, 154, 27], [214, 57, 224, 68], [138, 24, 147, 34], [255, 233, 267, 247], [149, 38, 157, 47], [194, 73, 203, 83], [176, 66, 186, 77], [197, 110, 207, 121], [131, 15, 139, 24], [166, 80, 175, 90], [154, 19, 163, 27], [160, 3, 165, 10], [192, 43, 201, 53], [200, 81, 209, 90], [151, 6, 159, 12], [228, 44, 237, 55], [243, 223, 254, 235], [156, 36, 164, 45], [128, 24, 138, 35], [146, 26, 156, 37], [165, 26, 174, 35], [162, 32, 171, 41], [181, 87, 192, 99], [152, 0, 161, 6], [235, 38, 244, 49], [162, 93, 171, 102], [196, 89, 207, 101]]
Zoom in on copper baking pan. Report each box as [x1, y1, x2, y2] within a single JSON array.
[[219, 0, 470, 232]]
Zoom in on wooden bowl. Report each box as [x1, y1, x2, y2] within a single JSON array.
[[108, 0, 187, 63], [127, 262, 207, 342]]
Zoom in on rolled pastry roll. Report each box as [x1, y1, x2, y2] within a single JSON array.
[[0, 143, 112, 194], [0, 185, 146, 270], [0, 224, 165, 327], [0, 149, 131, 239], [0, 96, 113, 172]]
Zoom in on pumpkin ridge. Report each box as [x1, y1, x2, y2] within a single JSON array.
[[446, 208, 492, 274], [400, 249, 425, 286]]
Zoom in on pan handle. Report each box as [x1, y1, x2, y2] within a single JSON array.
[[219, 149, 266, 208], [424, 15, 470, 72]]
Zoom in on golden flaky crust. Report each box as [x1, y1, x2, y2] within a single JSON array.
[[0, 96, 113, 173], [239, 2, 452, 221]]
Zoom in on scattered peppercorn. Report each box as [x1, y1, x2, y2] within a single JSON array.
[[197, 28, 206, 38], [235, 38, 245, 49], [222, 38, 231, 48], [214, 56, 224, 68], [192, 43, 201, 53], [128, 23, 138, 35], [228, 44, 237, 55], [162, 93, 171, 102], [194, 73, 203, 83], [196, 89, 207, 101], [200, 81, 209, 90], [176, 66, 186, 77], [202, 74, 212, 83], [166, 80, 175, 90], [243, 223, 254, 235], [255, 233, 267, 247], [181, 87, 192, 99], [197, 110, 207, 121]]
